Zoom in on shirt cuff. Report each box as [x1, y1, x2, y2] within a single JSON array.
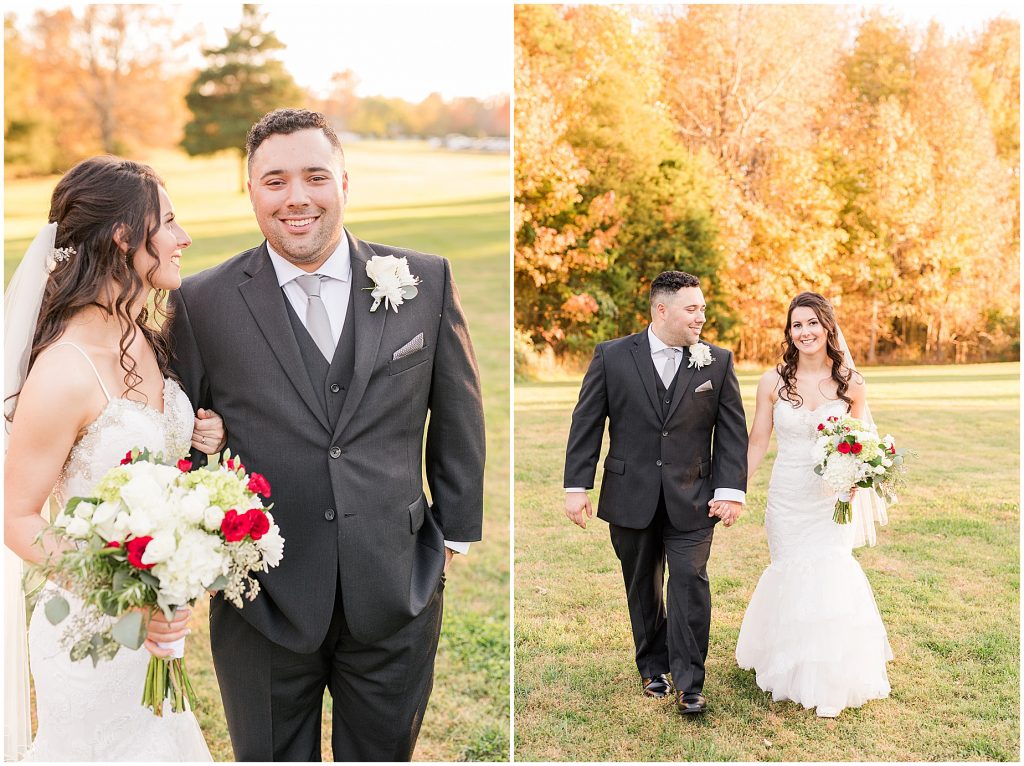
[[713, 488, 745, 504], [564, 487, 587, 493], [444, 540, 471, 555]]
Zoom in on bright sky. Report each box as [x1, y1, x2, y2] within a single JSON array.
[[7, 2, 1016, 100], [9, 2, 512, 102], [878, 1, 1019, 33]]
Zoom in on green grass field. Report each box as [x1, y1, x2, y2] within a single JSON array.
[[514, 363, 1019, 761], [5, 143, 510, 761]]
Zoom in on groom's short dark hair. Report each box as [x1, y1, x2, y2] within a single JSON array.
[[650, 271, 700, 306], [246, 109, 344, 170]]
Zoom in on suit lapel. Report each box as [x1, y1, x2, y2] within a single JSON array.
[[332, 232, 386, 440], [630, 331, 661, 415], [666, 347, 697, 422], [238, 243, 332, 433]]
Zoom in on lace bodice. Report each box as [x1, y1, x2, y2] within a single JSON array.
[[56, 379, 193, 505], [772, 397, 848, 465]]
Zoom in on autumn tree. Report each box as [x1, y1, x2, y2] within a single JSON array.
[[660, 4, 848, 360], [516, 5, 722, 358], [182, 4, 305, 190], [514, 5, 1018, 368], [5, 6, 190, 175]]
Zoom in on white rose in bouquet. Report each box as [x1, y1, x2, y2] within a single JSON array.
[[203, 505, 226, 532]]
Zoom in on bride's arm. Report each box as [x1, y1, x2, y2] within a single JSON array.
[[746, 369, 778, 479], [848, 373, 867, 419], [4, 351, 100, 565]]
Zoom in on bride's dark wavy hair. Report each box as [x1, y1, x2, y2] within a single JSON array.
[[776, 292, 856, 411], [27, 156, 173, 406]]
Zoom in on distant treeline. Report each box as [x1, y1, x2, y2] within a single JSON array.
[[515, 5, 1019, 366], [3, 6, 508, 179]]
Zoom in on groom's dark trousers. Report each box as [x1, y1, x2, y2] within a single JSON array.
[[169, 231, 484, 761], [210, 582, 444, 761], [609, 492, 714, 694]]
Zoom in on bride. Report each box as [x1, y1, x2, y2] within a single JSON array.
[[735, 292, 893, 718], [4, 156, 225, 760]]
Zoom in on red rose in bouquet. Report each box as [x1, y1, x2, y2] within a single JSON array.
[[221, 509, 253, 542], [247, 510, 271, 540], [125, 536, 155, 569], [247, 473, 271, 498]]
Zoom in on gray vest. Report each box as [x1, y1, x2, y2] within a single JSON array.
[[284, 285, 357, 425], [654, 357, 680, 422]]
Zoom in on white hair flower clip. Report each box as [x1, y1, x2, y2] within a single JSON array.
[[52, 245, 76, 263]]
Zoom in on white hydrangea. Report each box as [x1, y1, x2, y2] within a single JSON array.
[[821, 453, 862, 493], [152, 528, 227, 608]]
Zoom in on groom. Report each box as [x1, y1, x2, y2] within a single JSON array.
[[563, 271, 747, 714], [168, 109, 485, 760]]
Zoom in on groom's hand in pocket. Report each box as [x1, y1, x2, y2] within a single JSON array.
[[444, 547, 455, 575], [142, 607, 191, 658], [564, 491, 593, 529]]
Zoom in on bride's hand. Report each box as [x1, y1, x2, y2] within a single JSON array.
[[143, 607, 191, 658], [191, 408, 226, 455]]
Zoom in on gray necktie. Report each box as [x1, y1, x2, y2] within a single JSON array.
[[660, 347, 677, 387], [294, 274, 335, 361]]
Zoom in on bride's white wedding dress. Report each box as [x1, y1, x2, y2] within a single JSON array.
[[22, 343, 211, 761], [735, 398, 893, 717]]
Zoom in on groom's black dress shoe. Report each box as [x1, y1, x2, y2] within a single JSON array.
[[642, 674, 672, 698], [675, 691, 707, 714]]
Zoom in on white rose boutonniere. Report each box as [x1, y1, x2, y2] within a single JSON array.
[[688, 342, 714, 369], [364, 254, 420, 312]]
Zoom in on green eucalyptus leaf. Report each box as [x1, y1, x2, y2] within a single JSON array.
[[207, 575, 228, 592], [111, 610, 146, 650], [137, 571, 160, 589], [64, 496, 98, 516], [112, 568, 132, 594], [100, 595, 120, 617], [44, 595, 70, 625]]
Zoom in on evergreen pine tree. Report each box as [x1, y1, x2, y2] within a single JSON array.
[[182, 5, 305, 190]]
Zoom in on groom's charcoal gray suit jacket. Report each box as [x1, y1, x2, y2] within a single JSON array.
[[168, 231, 485, 651], [564, 330, 747, 531]]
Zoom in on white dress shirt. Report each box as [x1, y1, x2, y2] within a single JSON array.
[[566, 326, 745, 505], [267, 235, 470, 555], [267, 238, 352, 343]]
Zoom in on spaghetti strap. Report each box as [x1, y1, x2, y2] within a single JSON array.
[[49, 342, 111, 402]]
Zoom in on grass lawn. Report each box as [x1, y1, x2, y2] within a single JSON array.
[[514, 362, 1019, 761], [6, 143, 510, 761]]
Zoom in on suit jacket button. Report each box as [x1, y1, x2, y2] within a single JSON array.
[[324, 508, 337, 521], [330, 383, 341, 393], [662, 431, 669, 437], [330, 446, 342, 458], [664, 398, 671, 404], [656, 459, 663, 466]]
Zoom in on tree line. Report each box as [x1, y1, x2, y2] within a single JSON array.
[[4, 5, 509, 180], [515, 5, 1019, 367]]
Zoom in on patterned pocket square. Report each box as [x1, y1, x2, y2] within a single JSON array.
[[393, 332, 424, 360], [694, 380, 713, 393]]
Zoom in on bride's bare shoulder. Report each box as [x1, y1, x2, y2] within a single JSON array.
[[22, 341, 105, 409], [757, 367, 783, 402]]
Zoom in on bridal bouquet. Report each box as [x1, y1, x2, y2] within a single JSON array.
[[34, 448, 284, 715], [812, 415, 909, 524]]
